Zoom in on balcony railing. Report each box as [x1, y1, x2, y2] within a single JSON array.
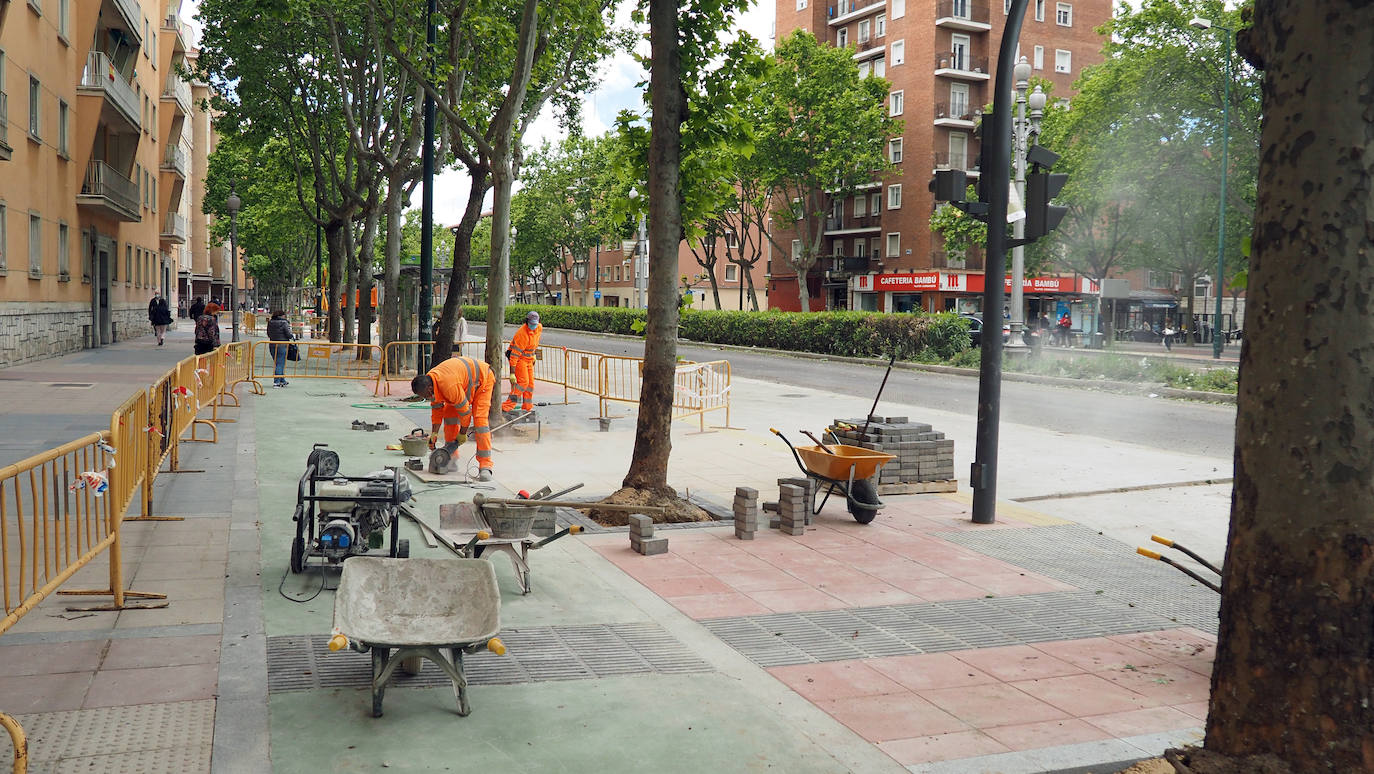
[[934, 102, 978, 122], [163, 74, 192, 114], [935, 0, 991, 26], [0, 91, 8, 147], [162, 137, 191, 177], [112, 0, 143, 42], [933, 151, 979, 172], [934, 52, 990, 75], [161, 213, 189, 243], [79, 52, 141, 132], [162, 14, 190, 50], [79, 160, 141, 221]]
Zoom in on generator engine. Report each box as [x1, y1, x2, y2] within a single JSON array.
[[290, 445, 414, 573]]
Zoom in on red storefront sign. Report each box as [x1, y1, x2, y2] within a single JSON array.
[[964, 274, 1088, 293], [874, 272, 940, 291]]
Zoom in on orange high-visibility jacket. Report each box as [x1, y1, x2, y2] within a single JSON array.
[[428, 356, 494, 426], [508, 323, 542, 363]]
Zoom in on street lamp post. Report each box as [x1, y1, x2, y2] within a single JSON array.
[[226, 187, 241, 343], [627, 189, 648, 309], [1191, 16, 1232, 359], [1007, 57, 1032, 350]]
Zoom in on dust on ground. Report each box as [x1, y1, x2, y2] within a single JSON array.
[[583, 486, 715, 527]]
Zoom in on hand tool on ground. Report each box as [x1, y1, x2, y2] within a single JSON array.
[[1135, 535, 1222, 593], [427, 436, 465, 474], [471, 493, 666, 513]]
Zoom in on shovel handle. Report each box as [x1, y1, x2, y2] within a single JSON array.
[[800, 430, 836, 454]]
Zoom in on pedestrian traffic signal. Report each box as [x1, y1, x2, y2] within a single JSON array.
[[930, 169, 967, 202], [1025, 171, 1068, 241]]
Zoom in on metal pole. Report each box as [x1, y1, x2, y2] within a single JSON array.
[[970, 0, 1029, 525], [418, 0, 437, 373], [315, 201, 323, 323], [637, 213, 648, 309], [1008, 58, 1029, 350], [229, 202, 240, 343], [1213, 29, 1231, 359]]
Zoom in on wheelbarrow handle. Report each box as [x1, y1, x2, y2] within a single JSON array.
[[770, 428, 809, 477]]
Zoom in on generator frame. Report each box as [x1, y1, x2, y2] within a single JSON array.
[[290, 444, 410, 573]]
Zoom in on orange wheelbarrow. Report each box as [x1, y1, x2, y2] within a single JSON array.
[[771, 429, 896, 524]]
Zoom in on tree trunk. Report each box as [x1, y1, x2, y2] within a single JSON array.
[[381, 176, 404, 351], [342, 225, 358, 344], [355, 206, 380, 358], [795, 265, 812, 312], [744, 260, 760, 311], [621, 0, 682, 494], [486, 148, 515, 430], [435, 165, 490, 363], [325, 220, 346, 342], [1200, 2, 1374, 770], [708, 266, 721, 310]]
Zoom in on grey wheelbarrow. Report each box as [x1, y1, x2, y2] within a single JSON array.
[[330, 557, 506, 717]]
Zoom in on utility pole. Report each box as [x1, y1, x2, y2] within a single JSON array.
[[418, 0, 437, 373]]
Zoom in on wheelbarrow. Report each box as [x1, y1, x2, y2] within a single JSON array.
[[771, 428, 896, 524], [331, 557, 506, 717]]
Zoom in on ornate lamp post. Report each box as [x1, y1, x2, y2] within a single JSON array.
[[1190, 15, 1232, 359]]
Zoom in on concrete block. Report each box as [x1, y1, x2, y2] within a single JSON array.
[[630, 534, 668, 555], [628, 514, 655, 537], [734, 486, 758, 500], [733, 529, 755, 541], [780, 524, 806, 536]]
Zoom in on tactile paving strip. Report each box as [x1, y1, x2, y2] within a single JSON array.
[[937, 523, 1221, 633], [0, 701, 214, 774], [266, 621, 711, 692], [700, 590, 1183, 668]]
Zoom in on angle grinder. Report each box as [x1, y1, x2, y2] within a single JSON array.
[[427, 439, 461, 474]]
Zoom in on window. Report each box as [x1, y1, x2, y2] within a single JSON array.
[[870, 237, 881, 256], [889, 90, 903, 116], [837, 28, 848, 47], [887, 184, 902, 209], [29, 212, 42, 277], [26, 0, 40, 15], [886, 232, 900, 258], [890, 40, 904, 66], [614, 267, 621, 281], [1003, 0, 1011, 12], [143, 18, 151, 56], [1035, 0, 1044, 20], [126, 244, 132, 285], [795, 0, 806, 10], [951, 34, 970, 70], [0, 203, 6, 273], [854, 239, 866, 257], [725, 229, 739, 248], [1033, 45, 1044, 70], [875, 13, 885, 35], [152, 178, 157, 212], [833, 239, 845, 257], [869, 191, 881, 214], [1056, 2, 1072, 25], [888, 138, 903, 163], [950, 132, 969, 169], [1055, 49, 1072, 73], [873, 58, 886, 78], [854, 193, 867, 217], [28, 75, 40, 139], [950, 82, 969, 117], [858, 61, 871, 78], [136, 248, 142, 287], [725, 264, 739, 282], [951, 0, 969, 18], [58, 0, 70, 39], [58, 223, 69, 280], [891, 0, 904, 19], [58, 100, 69, 156], [858, 19, 870, 43], [791, 239, 802, 262]]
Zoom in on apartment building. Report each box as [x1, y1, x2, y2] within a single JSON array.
[[0, 0, 222, 366], [541, 238, 770, 311], [769, 0, 1110, 313]]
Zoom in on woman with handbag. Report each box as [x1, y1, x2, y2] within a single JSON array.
[[267, 310, 295, 387]]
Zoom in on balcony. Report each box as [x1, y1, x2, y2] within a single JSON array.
[[78, 160, 141, 222], [931, 250, 985, 271], [109, 0, 143, 43], [934, 102, 978, 127], [0, 91, 10, 161], [162, 73, 192, 115], [161, 212, 189, 244], [824, 214, 883, 236], [934, 52, 990, 81], [828, 0, 884, 26], [78, 52, 141, 133], [933, 152, 980, 177], [162, 14, 190, 52], [935, 0, 992, 30], [162, 136, 191, 178]]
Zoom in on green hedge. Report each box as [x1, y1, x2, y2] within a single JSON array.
[[464, 303, 971, 361]]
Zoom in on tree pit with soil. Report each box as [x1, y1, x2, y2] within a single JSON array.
[[582, 486, 714, 527]]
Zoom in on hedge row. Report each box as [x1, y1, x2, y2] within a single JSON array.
[[463, 304, 972, 361]]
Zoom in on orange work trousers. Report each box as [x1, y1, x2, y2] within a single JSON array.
[[436, 372, 494, 471], [501, 358, 535, 412]]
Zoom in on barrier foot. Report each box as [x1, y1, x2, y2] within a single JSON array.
[[57, 586, 170, 611], [124, 515, 187, 522], [188, 419, 218, 443], [1, 711, 27, 774]]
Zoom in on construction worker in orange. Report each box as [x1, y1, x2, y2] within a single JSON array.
[[410, 355, 496, 481], [501, 310, 543, 416]]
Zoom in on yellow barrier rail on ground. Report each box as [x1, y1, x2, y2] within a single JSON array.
[[248, 340, 383, 390]]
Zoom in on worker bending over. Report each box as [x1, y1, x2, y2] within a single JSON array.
[[501, 311, 543, 414], [411, 356, 496, 481]]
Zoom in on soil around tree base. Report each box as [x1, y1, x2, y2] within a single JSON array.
[[583, 486, 713, 527], [1159, 747, 1296, 774]]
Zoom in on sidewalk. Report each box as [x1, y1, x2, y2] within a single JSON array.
[[0, 343, 1224, 774]]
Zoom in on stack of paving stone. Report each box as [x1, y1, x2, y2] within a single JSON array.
[[628, 514, 667, 555], [777, 484, 807, 536], [829, 415, 957, 493], [776, 477, 816, 526], [733, 487, 759, 540]]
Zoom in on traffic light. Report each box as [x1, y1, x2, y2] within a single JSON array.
[[1024, 171, 1068, 241], [930, 169, 967, 202]]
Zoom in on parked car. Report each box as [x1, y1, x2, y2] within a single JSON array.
[[960, 314, 1010, 348]]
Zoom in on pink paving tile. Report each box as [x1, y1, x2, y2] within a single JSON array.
[[794, 529, 869, 549], [0, 673, 92, 713], [814, 545, 905, 566], [0, 640, 106, 677], [768, 660, 907, 702], [818, 692, 970, 742], [667, 592, 772, 619], [683, 552, 775, 575], [1082, 706, 1201, 738], [1173, 656, 1216, 677], [1098, 663, 1213, 705], [868, 653, 1000, 692], [634, 573, 734, 599], [888, 576, 989, 602], [84, 664, 219, 708], [921, 683, 1070, 728], [745, 587, 849, 613], [820, 582, 920, 607], [983, 718, 1112, 750], [102, 635, 221, 670], [867, 561, 952, 582], [593, 548, 703, 580], [1031, 637, 1166, 672], [713, 567, 811, 592], [781, 564, 876, 589], [1107, 629, 1217, 663], [1011, 673, 1159, 716], [953, 645, 1084, 681], [961, 572, 1074, 596], [878, 730, 1010, 765], [915, 554, 1023, 576], [1175, 701, 1210, 721]]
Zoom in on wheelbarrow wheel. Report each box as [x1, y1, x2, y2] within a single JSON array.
[[847, 478, 880, 524]]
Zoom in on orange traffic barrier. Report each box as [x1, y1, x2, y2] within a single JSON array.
[[247, 340, 382, 391]]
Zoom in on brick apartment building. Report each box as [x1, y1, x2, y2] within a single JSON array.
[[768, 0, 1111, 316], [0, 0, 230, 367]]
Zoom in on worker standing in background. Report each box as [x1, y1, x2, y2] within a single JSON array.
[[410, 356, 496, 481], [501, 311, 543, 416]]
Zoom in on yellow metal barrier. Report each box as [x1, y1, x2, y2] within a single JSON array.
[[1, 710, 26, 774], [672, 360, 732, 431], [563, 348, 604, 400], [375, 341, 437, 397], [248, 340, 382, 390], [598, 354, 646, 417]]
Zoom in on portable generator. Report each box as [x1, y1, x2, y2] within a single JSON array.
[[290, 444, 414, 573]]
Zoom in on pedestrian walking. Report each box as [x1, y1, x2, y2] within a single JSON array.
[[411, 355, 496, 481], [267, 310, 294, 387], [1162, 324, 1176, 351], [194, 302, 221, 355], [501, 311, 542, 415], [1056, 312, 1072, 346], [188, 296, 206, 322], [147, 292, 173, 346]]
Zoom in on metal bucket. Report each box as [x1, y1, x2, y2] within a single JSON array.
[[400, 435, 429, 456], [482, 503, 538, 539]]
